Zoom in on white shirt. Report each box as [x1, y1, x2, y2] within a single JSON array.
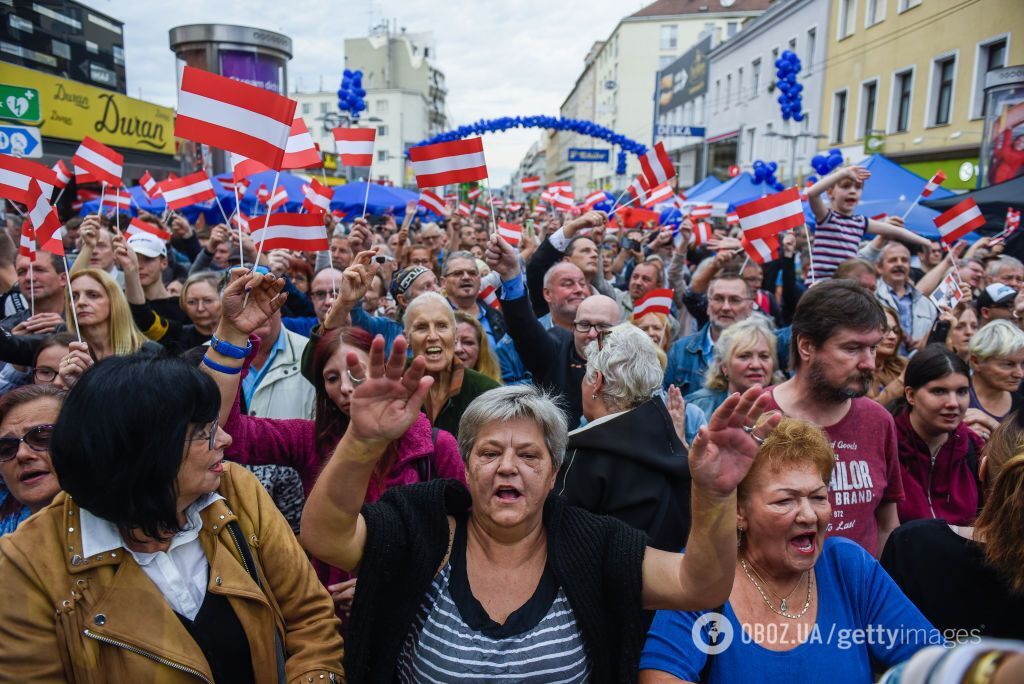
[[79, 492, 224, 620]]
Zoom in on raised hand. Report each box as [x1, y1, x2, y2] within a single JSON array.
[[349, 218, 372, 253], [217, 269, 287, 339], [79, 216, 102, 249], [344, 335, 433, 450], [323, 250, 380, 330], [564, 210, 607, 238], [55, 341, 94, 390], [484, 232, 520, 280], [112, 234, 138, 274], [666, 385, 689, 448], [688, 386, 780, 498], [842, 165, 871, 183], [207, 224, 229, 252]]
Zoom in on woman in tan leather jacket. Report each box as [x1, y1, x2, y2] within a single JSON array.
[[0, 271, 344, 683]]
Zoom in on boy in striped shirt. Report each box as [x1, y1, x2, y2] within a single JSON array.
[[806, 165, 931, 281]]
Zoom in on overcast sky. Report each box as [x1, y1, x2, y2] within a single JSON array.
[[96, 0, 649, 185]]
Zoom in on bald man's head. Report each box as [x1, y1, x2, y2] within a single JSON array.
[[573, 294, 622, 358], [310, 268, 345, 322]]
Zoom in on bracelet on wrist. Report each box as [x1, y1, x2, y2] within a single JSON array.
[[209, 334, 252, 359], [201, 355, 242, 375]]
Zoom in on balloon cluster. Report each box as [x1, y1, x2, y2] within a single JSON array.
[[774, 50, 805, 122], [752, 160, 785, 192], [810, 149, 844, 175], [408, 116, 647, 176], [337, 69, 367, 119]]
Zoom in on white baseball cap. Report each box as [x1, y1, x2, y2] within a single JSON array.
[[127, 231, 167, 259]]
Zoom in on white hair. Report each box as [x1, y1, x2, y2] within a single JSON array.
[[969, 319, 1024, 361], [457, 385, 569, 469], [401, 291, 455, 330], [584, 323, 663, 412]]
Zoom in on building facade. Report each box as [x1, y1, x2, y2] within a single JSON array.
[[551, 41, 604, 197], [510, 136, 548, 200], [701, 0, 832, 184], [819, 0, 1023, 189]]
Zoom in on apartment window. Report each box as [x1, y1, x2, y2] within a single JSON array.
[[892, 70, 914, 132], [833, 90, 848, 143], [726, 74, 732, 107], [301, 103, 311, 115], [85, 40, 98, 54], [112, 45, 124, 66], [806, 28, 816, 72], [860, 80, 878, 138], [974, 38, 1008, 117], [377, 151, 388, 162], [746, 128, 756, 162], [727, 21, 738, 37], [838, 0, 856, 39], [737, 67, 744, 98], [9, 15, 32, 32], [788, 38, 797, 52], [51, 39, 70, 60], [714, 80, 721, 112], [659, 55, 674, 69], [376, 99, 389, 113], [378, 125, 389, 136], [752, 59, 761, 95], [898, 0, 922, 12], [319, 102, 329, 114], [865, 0, 885, 26], [660, 25, 677, 50], [931, 56, 956, 126]]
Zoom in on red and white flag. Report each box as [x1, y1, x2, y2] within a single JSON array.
[[467, 187, 482, 201], [690, 204, 713, 220], [457, 202, 471, 217], [232, 212, 251, 234], [282, 117, 322, 169], [256, 184, 270, 204], [735, 187, 804, 240], [333, 127, 376, 167], [693, 222, 713, 246], [302, 178, 333, 215], [267, 185, 289, 213], [105, 188, 133, 212], [234, 177, 251, 199], [52, 160, 72, 190], [583, 191, 607, 209], [175, 66, 297, 170], [26, 181, 63, 255], [521, 176, 541, 193], [930, 271, 964, 309], [533, 205, 548, 215], [643, 182, 675, 208], [139, 171, 162, 199], [18, 221, 35, 262], [418, 189, 446, 215], [1005, 207, 1021, 233], [800, 178, 814, 202], [639, 141, 675, 188], [473, 204, 489, 218], [741, 234, 780, 265], [540, 190, 553, 203], [161, 171, 217, 210], [552, 189, 575, 212], [497, 221, 522, 247], [250, 213, 329, 251], [726, 210, 739, 226], [0, 156, 57, 204], [409, 137, 488, 188], [627, 175, 651, 204], [934, 197, 986, 244], [508, 201, 523, 212], [231, 153, 271, 181], [673, 193, 687, 210], [479, 284, 500, 310], [633, 288, 674, 318], [126, 217, 171, 242], [72, 136, 123, 187], [492, 198, 505, 208], [920, 170, 947, 198]]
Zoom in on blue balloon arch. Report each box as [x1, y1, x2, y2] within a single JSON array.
[[407, 116, 648, 176]]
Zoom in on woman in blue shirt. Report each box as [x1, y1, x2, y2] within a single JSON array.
[[640, 418, 941, 683]]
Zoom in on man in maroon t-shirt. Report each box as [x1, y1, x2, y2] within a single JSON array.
[[765, 279, 903, 557]]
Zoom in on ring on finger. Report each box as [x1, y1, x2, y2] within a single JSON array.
[[742, 424, 756, 435], [346, 369, 365, 387], [751, 433, 766, 445]]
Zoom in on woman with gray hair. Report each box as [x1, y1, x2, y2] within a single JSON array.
[[557, 324, 707, 551], [301, 333, 780, 682], [965, 319, 1024, 439]]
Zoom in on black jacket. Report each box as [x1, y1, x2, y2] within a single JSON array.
[[501, 291, 585, 427], [525, 238, 564, 318], [345, 479, 648, 683], [557, 398, 692, 552]]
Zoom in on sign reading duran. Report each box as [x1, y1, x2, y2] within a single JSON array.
[[655, 125, 705, 138], [568, 148, 610, 163], [0, 63, 174, 154], [219, 50, 283, 94]]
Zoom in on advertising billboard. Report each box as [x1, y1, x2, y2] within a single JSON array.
[[219, 50, 284, 94]]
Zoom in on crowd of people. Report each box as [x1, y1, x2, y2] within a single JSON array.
[[0, 166, 1022, 682]]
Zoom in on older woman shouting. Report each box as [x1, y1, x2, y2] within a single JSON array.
[[640, 419, 940, 683], [301, 335, 779, 683]]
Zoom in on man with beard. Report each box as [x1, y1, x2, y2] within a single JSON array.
[[874, 241, 937, 350], [763, 279, 903, 557]]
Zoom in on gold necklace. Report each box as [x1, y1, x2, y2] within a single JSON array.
[[740, 559, 814, 619]]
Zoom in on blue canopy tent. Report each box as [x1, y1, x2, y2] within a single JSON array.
[[683, 176, 721, 198], [330, 182, 420, 217], [236, 170, 311, 216], [689, 172, 778, 214], [79, 184, 236, 224], [855, 154, 965, 241]]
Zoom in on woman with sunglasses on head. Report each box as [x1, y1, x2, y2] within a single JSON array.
[[0, 270, 344, 682], [0, 385, 64, 536]]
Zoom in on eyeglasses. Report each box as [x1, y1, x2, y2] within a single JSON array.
[[310, 290, 333, 302], [30, 366, 58, 383], [709, 295, 752, 307], [573, 321, 615, 334], [444, 269, 479, 278], [187, 419, 219, 451], [0, 424, 55, 462]]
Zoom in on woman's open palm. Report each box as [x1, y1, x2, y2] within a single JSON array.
[[346, 336, 433, 444]]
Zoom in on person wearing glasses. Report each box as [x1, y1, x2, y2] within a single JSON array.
[[0, 272, 344, 682], [29, 333, 76, 385], [485, 232, 623, 429], [0, 384, 64, 536], [665, 272, 755, 396]]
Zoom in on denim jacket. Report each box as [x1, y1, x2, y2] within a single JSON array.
[[663, 324, 713, 395]]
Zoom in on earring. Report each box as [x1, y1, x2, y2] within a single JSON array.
[[591, 393, 598, 400], [737, 526, 745, 547]]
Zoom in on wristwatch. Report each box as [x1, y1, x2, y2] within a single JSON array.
[[209, 335, 252, 359]]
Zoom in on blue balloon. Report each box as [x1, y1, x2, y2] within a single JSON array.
[[793, 112, 806, 122], [828, 156, 843, 170], [773, 181, 786, 192], [343, 69, 353, 78], [768, 161, 778, 172], [807, 175, 818, 184]]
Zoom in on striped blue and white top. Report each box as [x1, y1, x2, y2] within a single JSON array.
[[396, 517, 591, 682], [810, 209, 868, 282]]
